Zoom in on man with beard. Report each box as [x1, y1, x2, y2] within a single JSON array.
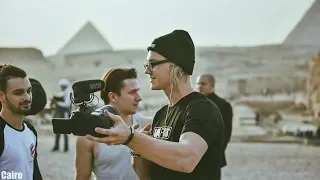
[[0, 64, 43, 180]]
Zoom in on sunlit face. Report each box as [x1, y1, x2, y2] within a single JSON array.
[[196, 76, 213, 95], [0, 77, 32, 115], [144, 51, 171, 90], [111, 79, 142, 115]]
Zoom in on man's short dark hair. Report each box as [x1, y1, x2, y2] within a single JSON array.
[[100, 68, 137, 104], [0, 64, 27, 92], [201, 73, 215, 87]]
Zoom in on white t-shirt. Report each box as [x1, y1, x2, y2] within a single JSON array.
[[0, 120, 37, 180]]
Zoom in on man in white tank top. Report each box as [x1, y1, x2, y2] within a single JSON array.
[[75, 68, 152, 180], [0, 64, 42, 180]]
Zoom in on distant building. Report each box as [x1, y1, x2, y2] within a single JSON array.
[[48, 21, 114, 66], [0, 47, 52, 77], [227, 74, 306, 98]]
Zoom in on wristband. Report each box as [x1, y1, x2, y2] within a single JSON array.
[[123, 126, 134, 145], [130, 151, 141, 158]]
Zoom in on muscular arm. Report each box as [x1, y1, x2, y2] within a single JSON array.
[[129, 131, 207, 173], [75, 137, 94, 180], [128, 102, 221, 173]]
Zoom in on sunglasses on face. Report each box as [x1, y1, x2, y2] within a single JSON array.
[[143, 59, 169, 71]]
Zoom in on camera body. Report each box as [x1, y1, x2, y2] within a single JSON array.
[[52, 80, 117, 137]]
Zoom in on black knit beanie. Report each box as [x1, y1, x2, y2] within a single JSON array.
[[147, 30, 195, 75]]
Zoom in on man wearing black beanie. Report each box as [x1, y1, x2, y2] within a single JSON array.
[[86, 30, 225, 180]]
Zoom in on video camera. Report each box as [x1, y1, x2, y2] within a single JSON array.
[[52, 79, 118, 137]]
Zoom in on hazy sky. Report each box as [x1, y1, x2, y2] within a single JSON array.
[[0, 0, 315, 56]]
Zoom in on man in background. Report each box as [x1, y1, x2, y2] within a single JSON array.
[[51, 78, 72, 152], [196, 73, 233, 168]]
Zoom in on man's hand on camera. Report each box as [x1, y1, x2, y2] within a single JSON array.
[[85, 110, 131, 146]]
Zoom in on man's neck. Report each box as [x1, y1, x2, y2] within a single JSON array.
[[205, 90, 215, 96], [109, 103, 133, 126], [120, 114, 133, 126], [0, 108, 25, 130], [163, 82, 194, 107]]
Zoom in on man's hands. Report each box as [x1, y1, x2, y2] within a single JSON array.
[[135, 123, 152, 136], [85, 109, 153, 148], [85, 110, 132, 145], [131, 123, 152, 155]]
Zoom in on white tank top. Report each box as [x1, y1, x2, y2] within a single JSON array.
[[92, 113, 142, 180]]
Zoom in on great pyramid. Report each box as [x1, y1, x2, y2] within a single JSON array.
[[284, 0, 320, 46]]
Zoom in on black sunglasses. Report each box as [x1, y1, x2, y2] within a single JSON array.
[[144, 59, 170, 71]]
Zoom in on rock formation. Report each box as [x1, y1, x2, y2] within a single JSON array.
[[306, 50, 320, 120]]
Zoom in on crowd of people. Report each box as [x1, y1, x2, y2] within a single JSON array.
[[0, 29, 233, 180]]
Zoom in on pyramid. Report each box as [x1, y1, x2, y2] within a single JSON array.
[[56, 21, 113, 55], [284, 0, 320, 46]]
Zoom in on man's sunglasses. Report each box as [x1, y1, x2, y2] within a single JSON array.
[[143, 59, 170, 71]]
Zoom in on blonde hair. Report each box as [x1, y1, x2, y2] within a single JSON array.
[[169, 63, 190, 86]]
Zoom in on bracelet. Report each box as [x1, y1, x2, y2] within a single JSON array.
[[130, 151, 141, 158], [123, 126, 135, 145]]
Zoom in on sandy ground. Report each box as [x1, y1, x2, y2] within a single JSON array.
[[222, 142, 320, 180], [36, 134, 320, 180]]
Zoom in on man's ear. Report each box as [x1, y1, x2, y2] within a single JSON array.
[[108, 92, 117, 103]]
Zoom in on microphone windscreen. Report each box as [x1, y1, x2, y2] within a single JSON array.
[[27, 78, 47, 115]]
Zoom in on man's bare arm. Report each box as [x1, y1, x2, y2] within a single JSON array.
[[129, 131, 208, 173], [88, 116, 208, 173], [75, 137, 94, 180], [86, 103, 218, 174]]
